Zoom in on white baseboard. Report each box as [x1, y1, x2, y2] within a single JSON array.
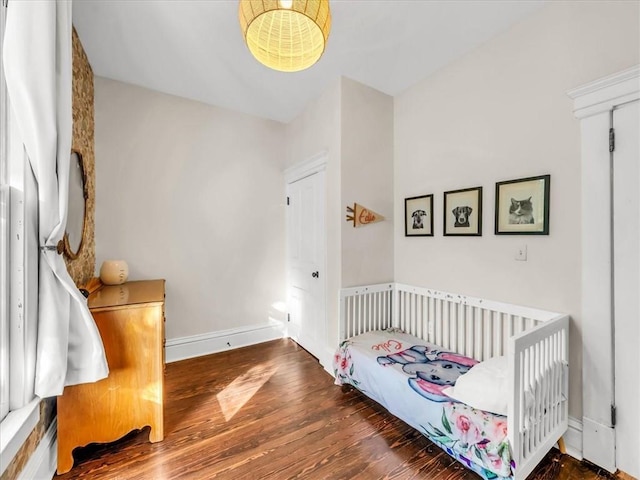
[[166, 322, 286, 363], [582, 416, 616, 472], [17, 417, 57, 480], [564, 416, 583, 460], [320, 346, 336, 377]]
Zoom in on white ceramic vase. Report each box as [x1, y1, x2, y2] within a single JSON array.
[[99, 260, 129, 285]]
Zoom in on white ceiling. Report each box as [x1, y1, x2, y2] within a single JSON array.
[[72, 0, 546, 124]]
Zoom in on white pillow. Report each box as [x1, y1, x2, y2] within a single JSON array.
[[442, 355, 508, 416]]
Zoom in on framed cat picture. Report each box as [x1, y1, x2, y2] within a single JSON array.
[[495, 174, 550, 235]]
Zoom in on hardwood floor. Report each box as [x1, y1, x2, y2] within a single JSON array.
[[55, 339, 618, 480]]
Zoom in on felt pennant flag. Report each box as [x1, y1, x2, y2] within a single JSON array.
[[346, 203, 385, 228]]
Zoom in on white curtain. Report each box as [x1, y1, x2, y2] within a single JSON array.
[[3, 0, 108, 398]]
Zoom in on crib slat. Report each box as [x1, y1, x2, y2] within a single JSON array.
[[410, 291, 415, 335], [445, 301, 452, 350], [447, 302, 453, 350], [419, 295, 425, 340], [488, 311, 495, 359], [347, 296, 351, 339], [384, 290, 388, 328], [472, 307, 479, 360], [429, 297, 435, 344], [368, 293, 373, 332], [398, 291, 404, 331], [496, 313, 504, 357], [410, 292, 415, 336], [458, 303, 462, 353], [545, 337, 552, 438], [378, 291, 383, 330], [463, 305, 470, 357]]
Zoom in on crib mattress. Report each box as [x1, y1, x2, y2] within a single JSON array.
[[333, 328, 513, 480]]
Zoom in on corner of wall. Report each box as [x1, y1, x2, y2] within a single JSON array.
[[340, 78, 394, 287]]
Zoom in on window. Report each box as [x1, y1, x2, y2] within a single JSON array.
[[0, 3, 42, 473], [0, 0, 39, 450], [0, 3, 38, 421], [1, 0, 10, 424]]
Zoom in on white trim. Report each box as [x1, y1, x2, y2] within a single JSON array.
[[564, 416, 583, 461], [569, 65, 640, 474], [582, 417, 616, 473], [17, 417, 57, 480], [0, 183, 8, 421], [284, 150, 328, 183], [0, 398, 39, 476], [285, 151, 329, 373], [0, 0, 9, 425], [286, 168, 328, 363], [568, 65, 640, 118], [165, 323, 286, 363], [319, 346, 335, 376]]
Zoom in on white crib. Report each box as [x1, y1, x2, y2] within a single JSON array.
[[339, 282, 569, 480]]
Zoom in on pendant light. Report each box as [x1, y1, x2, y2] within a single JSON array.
[[239, 0, 331, 73]]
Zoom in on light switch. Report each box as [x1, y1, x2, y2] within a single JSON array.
[[515, 245, 527, 261]]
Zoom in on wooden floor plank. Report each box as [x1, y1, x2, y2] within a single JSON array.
[[55, 339, 619, 480]]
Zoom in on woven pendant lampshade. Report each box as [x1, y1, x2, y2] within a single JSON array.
[[239, 0, 331, 72]]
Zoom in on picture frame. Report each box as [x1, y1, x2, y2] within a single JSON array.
[[495, 174, 550, 235], [405, 194, 433, 237], [443, 186, 482, 236]]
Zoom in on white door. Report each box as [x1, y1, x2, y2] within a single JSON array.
[[286, 170, 326, 361], [572, 66, 639, 473], [613, 99, 639, 479]]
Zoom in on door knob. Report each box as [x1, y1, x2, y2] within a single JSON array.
[[312, 271, 319, 278]]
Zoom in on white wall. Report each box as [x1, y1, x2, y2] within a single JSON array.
[[394, 0, 639, 422], [284, 77, 395, 353], [284, 78, 342, 349], [94, 78, 287, 341], [91, 0, 639, 427], [341, 78, 394, 287]]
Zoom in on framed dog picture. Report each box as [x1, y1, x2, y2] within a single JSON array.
[[443, 186, 482, 236], [495, 174, 550, 235], [405, 194, 433, 237]]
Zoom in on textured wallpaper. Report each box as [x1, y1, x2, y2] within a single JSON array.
[[65, 26, 96, 286]]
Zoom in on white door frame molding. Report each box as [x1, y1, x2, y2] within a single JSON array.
[[568, 65, 640, 473], [284, 150, 328, 183], [284, 152, 331, 369]]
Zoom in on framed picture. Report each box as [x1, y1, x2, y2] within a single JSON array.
[[405, 194, 433, 236], [443, 186, 482, 236], [495, 174, 550, 235]]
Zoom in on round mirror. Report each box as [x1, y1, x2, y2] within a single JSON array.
[[63, 151, 87, 259]]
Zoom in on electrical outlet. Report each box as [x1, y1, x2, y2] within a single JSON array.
[[515, 245, 527, 261]]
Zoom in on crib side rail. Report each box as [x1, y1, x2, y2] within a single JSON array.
[[507, 314, 569, 480], [395, 283, 560, 322], [340, 283, 394, 340], [394, 283, 562, 361]]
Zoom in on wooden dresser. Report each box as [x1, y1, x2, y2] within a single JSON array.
[[57, 279, 166, 474]]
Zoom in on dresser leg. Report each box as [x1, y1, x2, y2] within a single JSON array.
[[57, 447, 75, 475], [148, 423, 164, 443]]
